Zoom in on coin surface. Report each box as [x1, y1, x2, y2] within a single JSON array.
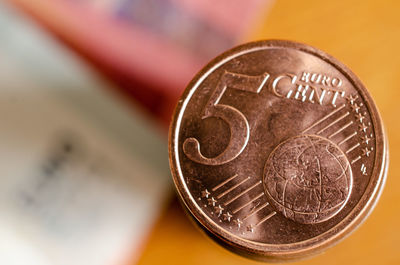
[[169, 40, 388, 261]]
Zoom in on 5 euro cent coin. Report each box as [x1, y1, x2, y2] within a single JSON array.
[[168, 40, 388, 261]]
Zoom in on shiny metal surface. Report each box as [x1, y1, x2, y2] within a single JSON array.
[[169, 40, 387, 261]]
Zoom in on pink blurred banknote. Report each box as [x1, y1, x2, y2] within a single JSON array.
[[10, 0, 273, 124]]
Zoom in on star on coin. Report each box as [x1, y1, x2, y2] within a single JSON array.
[[359, 122, 368, 133], [201, 189, 210, 198], [362, 147, 373, 157], [351, 102, 362, 113], [207, 197, 217, 206], [222, 212, 233, 222], [214, 205, 224, 216], [246, 224, 254, 233], [346, 94, 358, 105], [232, 218, 243, 228], [355, 112, 366, 122], [361, 134, 373, 145]]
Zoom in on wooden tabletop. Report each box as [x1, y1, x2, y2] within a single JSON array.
[[137, 1, 400, 264]]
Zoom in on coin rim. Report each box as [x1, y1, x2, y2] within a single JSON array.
[[169, 40, 387, 260]]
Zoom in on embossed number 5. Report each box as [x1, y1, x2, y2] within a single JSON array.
[[183, 71, 269, 165]]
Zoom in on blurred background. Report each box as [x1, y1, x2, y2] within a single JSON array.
[[0, 0, 399, 264]]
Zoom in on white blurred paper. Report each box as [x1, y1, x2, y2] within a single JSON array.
[[0, 2, 170, 265]]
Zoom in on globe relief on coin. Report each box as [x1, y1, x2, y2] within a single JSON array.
[[169, 40, 388, 261]]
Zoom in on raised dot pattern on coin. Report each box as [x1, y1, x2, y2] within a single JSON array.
[[169, 40, 387, 260]]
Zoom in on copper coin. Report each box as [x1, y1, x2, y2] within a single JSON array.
[[169, 40, 388, 261]]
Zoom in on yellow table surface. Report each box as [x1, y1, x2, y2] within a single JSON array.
[[137, 1, 400, 264]]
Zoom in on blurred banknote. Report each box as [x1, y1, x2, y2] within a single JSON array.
[[0, 2, 170, 265], [10, 0, 273, 124]]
